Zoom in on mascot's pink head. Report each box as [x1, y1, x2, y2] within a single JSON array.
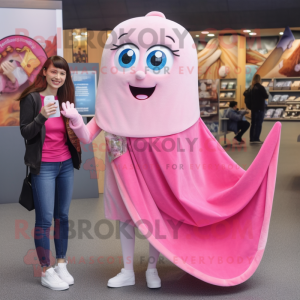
[[95, 11, 200, 137]]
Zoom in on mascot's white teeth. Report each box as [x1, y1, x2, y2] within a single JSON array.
[[129, 85, 156, 100]]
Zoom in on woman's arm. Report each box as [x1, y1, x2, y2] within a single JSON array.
[[261, 86, 269, 100], [227, 110, 243, 122], [20, 94, 47, 140], [61, 101, 102, 144]]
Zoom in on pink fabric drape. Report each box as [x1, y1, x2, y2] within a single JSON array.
[[110, 118, 281, 286]]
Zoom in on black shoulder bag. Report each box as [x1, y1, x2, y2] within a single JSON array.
[[19, 140, 35, 211], [244, 87, 253, 110]]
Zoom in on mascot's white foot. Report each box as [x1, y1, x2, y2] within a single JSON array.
[[107, 268, 135, 288], [146, 268, 161, 289]]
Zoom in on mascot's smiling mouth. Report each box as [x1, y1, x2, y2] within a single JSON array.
[[129, 85, 156, 100]]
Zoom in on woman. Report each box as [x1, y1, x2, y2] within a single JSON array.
[[248, 74, 269, 143], [19, 56, 81, 291]]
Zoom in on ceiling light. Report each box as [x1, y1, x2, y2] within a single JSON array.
[[249, 32, 257, 35], [207, 33, 215, 37], [195, 34, 199, 37], [201, 31, 209, 34], [279, 32, 284, 35], [243, 30, 251, 33], [75, 35, 81, 39], [72, 32, 76, 36]]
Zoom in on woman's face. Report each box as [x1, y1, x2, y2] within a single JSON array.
[[43, 63, 67, 89]]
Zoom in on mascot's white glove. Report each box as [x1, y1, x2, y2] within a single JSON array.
[[61, 101, 82, 127]]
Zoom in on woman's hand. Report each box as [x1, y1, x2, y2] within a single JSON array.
[[61, 101, 82, 126], [41, 102, 58, 119], [1, 61, 16, 83]]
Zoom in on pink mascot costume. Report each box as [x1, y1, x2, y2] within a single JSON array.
[[61, 12, 281, 288]]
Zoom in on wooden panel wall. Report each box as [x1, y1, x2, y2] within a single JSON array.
[[237, 36, 246, 109]]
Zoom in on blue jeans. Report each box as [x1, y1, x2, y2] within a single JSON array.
[[250, 110, 265, 141], [31, 158, 74, 267]]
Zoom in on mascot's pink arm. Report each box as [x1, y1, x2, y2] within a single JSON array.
[[60, 101, 102, 143], [69, 116, 102, 144]]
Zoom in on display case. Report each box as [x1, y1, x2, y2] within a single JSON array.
[[264, 77, 300, 121], [199, 79, 220, 133], [219, 78, 237, 109]]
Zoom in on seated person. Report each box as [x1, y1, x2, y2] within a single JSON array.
[[224, 101, 250, 144]]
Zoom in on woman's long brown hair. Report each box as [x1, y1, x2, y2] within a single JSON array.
[[18, 56, 75, 108], [251, 74, 261, 89]]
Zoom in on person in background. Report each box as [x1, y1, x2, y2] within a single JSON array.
[[224, 101, 250, 144], [246, 74, 269, 144], [82, 50, 87, 63], [77, 48, 82, 62]]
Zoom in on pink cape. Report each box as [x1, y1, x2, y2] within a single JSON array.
[[110, 118, 281, 286]]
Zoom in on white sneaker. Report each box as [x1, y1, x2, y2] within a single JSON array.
[[146, 268, 161, 288], [41, 267, 69, 291], [54, 260, 74, 285], [107, 268, 135, 288]]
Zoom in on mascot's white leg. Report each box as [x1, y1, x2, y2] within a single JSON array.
[[146, 243, 161, 288], [107, 222, 161, 288], [107, 222, 135, 287], [120, 222, 135, 271]]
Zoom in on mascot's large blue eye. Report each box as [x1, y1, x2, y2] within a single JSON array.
[[146, 50, 167, 71], [118, 49, 136, 68]]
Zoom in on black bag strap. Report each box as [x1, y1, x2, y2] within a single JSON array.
[[24, 139, 29, 177]]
